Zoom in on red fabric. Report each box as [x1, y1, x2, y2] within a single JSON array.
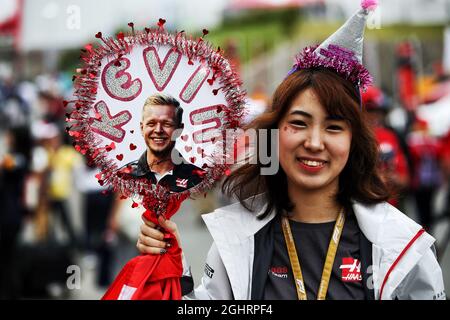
[[0, 0, 24, 50], [102, 196, 185, 300]]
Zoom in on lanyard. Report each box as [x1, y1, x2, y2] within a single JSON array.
[[281, 208, 345, 300]]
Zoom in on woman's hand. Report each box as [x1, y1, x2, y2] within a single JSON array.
[[136, 215, 181, 254]]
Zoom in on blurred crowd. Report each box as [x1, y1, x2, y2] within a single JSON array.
[[0, 66, 145, 299], [1, 40, 450, 299]]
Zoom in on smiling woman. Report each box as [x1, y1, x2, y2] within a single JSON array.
[[136, 0, 446, 300]]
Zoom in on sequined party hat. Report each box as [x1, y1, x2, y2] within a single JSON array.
[[287, 0, 378, 90]]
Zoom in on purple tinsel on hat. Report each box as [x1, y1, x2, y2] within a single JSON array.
[[290, 45, 373, 90]]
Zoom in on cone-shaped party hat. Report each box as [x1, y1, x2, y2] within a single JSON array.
[[287, 0, 378, 90]]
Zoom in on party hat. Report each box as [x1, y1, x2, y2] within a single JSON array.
[[288, 0, 378, 90]]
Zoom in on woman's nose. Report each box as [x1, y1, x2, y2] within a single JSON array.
[[304, 129, 325, 152]]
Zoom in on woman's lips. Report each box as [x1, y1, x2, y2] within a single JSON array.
[[297, 158, 327, 173]]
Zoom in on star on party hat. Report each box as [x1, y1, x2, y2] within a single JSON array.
[[287, 0, 378, 90]]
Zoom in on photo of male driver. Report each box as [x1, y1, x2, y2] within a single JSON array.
[[121, 93, 203, 192]]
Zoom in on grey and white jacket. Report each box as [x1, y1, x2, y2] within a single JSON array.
[[183, 195, 446, 300]]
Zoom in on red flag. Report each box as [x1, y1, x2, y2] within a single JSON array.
[[0, 0, 24, 49]]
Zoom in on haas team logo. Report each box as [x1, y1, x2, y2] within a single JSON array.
[[340, 258, 362, 282]]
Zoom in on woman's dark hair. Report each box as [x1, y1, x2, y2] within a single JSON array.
[[222, 67, 391, 218]]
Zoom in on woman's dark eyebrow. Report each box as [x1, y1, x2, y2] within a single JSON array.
[[289, 110, 312, 118], [290, 110, 344, 121], [327, 115, 345, 121]]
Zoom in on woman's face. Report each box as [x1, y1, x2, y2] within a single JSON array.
[[278, 88, 352, 194]]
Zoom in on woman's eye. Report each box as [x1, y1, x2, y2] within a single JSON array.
[[327, 125, 343, 131], [290, 120, 307, 127]]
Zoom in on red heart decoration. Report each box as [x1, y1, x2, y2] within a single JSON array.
[[128, 22, 134, 28], [98, 179, 104, 186], [158, 18, 166, 27], [130, 130, 134, 134], [95, 32, 102, 39], [202, 29, 209, 36], [207, 78, 214, 85], [95, 173, 102, 180], [181, 135, 188, 141], [185, 146, 192, 152], [116, 154, 124, 161], [190, 157, 196, 163], [131, 201, 139, 208], [116, 32, 124, 41], [144, 27, 150, 34], [105, 142, 115, 152], [129, 143, 137, 150]]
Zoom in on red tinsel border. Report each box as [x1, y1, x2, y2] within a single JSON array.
[[65, 22, 246, 210]]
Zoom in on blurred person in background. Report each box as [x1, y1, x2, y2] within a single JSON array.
[[37, 90, 65, 126], [0, 126, 32, 299], [362, 86, 410, 208], [435, 129, 450, 258], [45, 125, 82, 246], [438, 130, 450, 214], [0, 65, 29, 130], [30, 121, 81, 246], [407, 118, 443, 231], [75, 160, 115, 288], [105, 195, 141, 288]]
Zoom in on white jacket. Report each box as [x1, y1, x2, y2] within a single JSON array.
[[184, 195, 446, 300]]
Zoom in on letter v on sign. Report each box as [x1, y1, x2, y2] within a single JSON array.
[[143, 46, 181, 91]]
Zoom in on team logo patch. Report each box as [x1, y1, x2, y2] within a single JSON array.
[[176, 178, 188, 188], [204, 263, 214, 278], [268, 266, 288, 279], [339, 258, 362, 282]]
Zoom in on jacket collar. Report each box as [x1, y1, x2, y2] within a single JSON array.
[[134, 151, 151, 177], [352, 201, 435, 299], [202, 196, 436, 300]]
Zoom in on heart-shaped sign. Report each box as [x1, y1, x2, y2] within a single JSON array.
[[67, 22, 245, 203]]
